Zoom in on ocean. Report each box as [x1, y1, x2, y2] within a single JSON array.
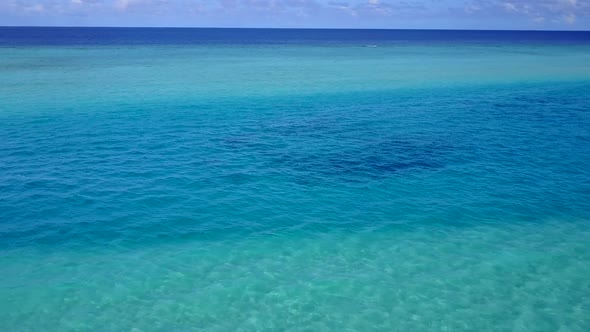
[[1, 27, 590, 331]]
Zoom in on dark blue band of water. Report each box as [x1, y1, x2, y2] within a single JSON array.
[[2, 27, 590, 46]]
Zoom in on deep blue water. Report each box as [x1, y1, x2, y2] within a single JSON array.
[[2, 27, 590, 45], [1, 28, 590, 331]]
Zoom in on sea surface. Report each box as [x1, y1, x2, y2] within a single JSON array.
[[1, 28, 590, 331]]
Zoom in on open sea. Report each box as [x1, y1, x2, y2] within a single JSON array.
[[1, 27, 590, 331]]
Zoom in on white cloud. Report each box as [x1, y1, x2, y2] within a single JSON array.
[[503, 3, 518, 13], [464, 4, 480, 14], [562, 13, 576, 23], [561, 0, 577, 6], [115, 0, 140, 11], [463, 0, 588, 27], [24, 3, 44, 12]]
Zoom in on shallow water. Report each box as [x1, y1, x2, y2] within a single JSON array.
[[1, 29, 590, 331]]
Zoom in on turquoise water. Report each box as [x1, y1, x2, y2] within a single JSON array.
[[1, 31, 590, 331]]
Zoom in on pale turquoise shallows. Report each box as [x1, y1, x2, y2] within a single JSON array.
[[1, 31, 590, 331]]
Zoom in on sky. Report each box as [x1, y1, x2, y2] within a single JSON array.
[[0, 0, 588, 30]]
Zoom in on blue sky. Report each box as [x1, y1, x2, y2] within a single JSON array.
[[0, 0, 588, 30]]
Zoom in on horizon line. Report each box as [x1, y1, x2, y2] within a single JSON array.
[[1, 25, 589, 33]]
